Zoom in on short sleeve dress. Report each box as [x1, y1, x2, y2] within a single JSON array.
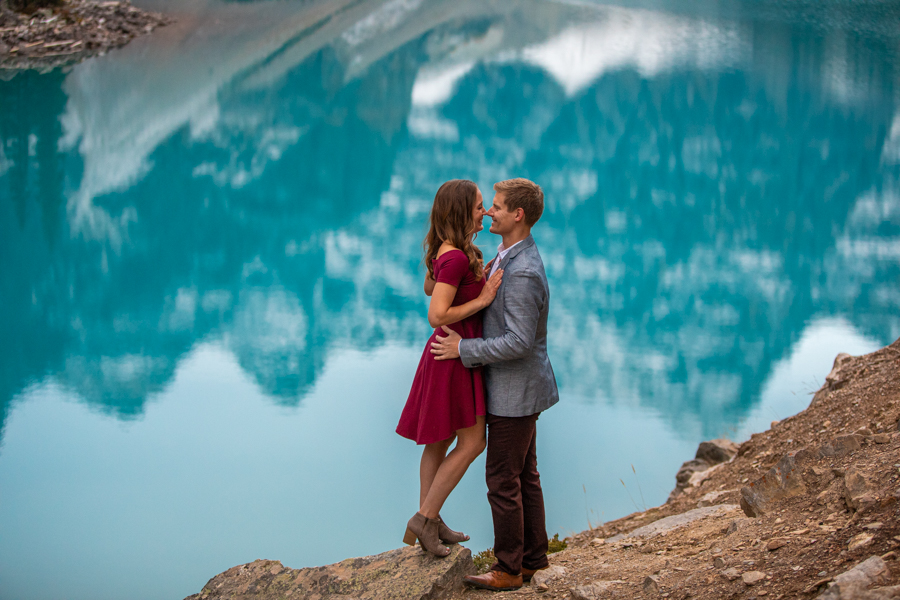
[[396, 250, 487, 445]]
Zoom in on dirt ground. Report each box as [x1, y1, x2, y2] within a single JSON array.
[[458, 338, 900, 600], [0, 0, 169, 71]]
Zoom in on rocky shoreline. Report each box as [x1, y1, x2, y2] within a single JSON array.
[[0, 0, 169, 72], [186, 339, 900, 600]]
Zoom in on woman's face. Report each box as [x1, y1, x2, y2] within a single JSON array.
[[470, 188, 486, 235]]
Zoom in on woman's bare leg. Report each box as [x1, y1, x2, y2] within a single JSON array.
[[420, 416, 486, 518], [420, 437, 454, 507]]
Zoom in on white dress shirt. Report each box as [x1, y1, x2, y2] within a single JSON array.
[[489, 239, 522, 279]]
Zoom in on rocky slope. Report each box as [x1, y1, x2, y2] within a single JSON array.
[[458, 338, 900, 600], [185, 338, 899, 600], [0, 0, 169, 70]]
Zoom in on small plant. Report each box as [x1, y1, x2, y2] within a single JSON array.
[[472, 534, 567, 574], [472, 548, 495, 574], [547, 533, 567, 554]]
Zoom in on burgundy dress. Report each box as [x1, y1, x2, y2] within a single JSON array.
[[396, 250, 487, 445]]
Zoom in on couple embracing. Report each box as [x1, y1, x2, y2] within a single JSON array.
[[396, 177, 559, 592]]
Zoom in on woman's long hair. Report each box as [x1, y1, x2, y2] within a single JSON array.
[[424, 179, 484, 281]]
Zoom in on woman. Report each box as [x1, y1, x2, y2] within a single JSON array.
[[396, 179, 503, 557]]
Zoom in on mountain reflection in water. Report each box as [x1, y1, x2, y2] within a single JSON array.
[[0, 0, 899, 597]]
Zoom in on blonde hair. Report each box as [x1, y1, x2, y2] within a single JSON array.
[[493, 178, 544, 226]]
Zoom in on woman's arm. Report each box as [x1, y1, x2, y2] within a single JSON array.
[[424, 273, 436, 296], [427, 271, 503, 329]]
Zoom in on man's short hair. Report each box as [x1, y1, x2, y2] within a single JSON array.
[[493, 178, 544, 226]]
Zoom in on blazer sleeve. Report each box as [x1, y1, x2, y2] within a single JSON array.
[[459, 268, 543, 367]]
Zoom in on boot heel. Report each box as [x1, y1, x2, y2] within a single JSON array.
[[403, 527, 417, 545]]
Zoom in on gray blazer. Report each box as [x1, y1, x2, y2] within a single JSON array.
[[459, 235, 559, 417]]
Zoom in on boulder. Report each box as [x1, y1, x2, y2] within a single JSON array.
[[696, 439, 740, 464], [818, 556, 893, 599], [676, 459, 711, 487], [643, 574, 660, 594], [607, 504, 739, 542], [183, 545, 473, 600], [811, 353, 855, 405], [740, 451, 808, 517], [669, 439, 740, 500], [844, 468, 877, 513]]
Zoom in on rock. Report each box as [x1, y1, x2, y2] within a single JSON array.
[[835, 556, 890, 588], [536, 582, 549, 592], [714, 557, 727, 569], [531, 565, 566, 587], [767, 538, 789, 551], [740, 451, 808, 517], [742, 570, 766, 585], [696, 439, 740, 464], [855, 427, 873, 437], [570, 580, 624, 599], [688, 463, 722, 488], [812, 353, 854, 405], [676, 459, 711, 487], [818, 556, 892, 599], [844, 469, 877, 513], [607, 505, 738, 542], [819, 436, 862, 459], [589, 537, 605, 546], [873, 434, 891, 444], [826, 353, 854, 387], [183, 545, 473, 600], [722, 567, 741, 581], [698, 489, 736, 508], [668, 439, 742, 500], [644, 574, 660, 594], [848, 534, 875, 552]]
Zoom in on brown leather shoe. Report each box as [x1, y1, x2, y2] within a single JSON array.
[[521, 566, 547, 583], [464, 570, 523, 591]]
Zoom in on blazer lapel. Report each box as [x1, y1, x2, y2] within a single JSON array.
[[498, 235, 535, 271]]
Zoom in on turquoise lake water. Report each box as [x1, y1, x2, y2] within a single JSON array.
[[1, 1, 899, 598]]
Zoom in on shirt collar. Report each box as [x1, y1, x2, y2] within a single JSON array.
[[497, 239, 523, 258]]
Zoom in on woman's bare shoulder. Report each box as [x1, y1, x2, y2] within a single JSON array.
[[434, 243, 462, 260]]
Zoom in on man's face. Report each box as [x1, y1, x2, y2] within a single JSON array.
[[487, 191, 518, 236]]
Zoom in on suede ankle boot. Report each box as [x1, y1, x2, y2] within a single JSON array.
[[403, 512, 450, 557]]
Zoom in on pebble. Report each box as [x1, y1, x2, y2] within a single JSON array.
[[742, 571, 767, 585], [848, 533, 874, 551]]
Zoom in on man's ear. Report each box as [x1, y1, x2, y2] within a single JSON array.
[[514, 208, 525, 222]]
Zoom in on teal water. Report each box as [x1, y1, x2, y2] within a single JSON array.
[[2, 1, 899, 598]]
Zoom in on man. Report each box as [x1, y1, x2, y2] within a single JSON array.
[[431, 177, 559, 592]]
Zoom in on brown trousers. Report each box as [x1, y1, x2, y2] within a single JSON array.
[[485, 413, 550, 575]]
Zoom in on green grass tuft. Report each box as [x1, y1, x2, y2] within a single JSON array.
[[547, 533, 567, 554], [472, 548, 496, 574], [472, 534, 567, 574]]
